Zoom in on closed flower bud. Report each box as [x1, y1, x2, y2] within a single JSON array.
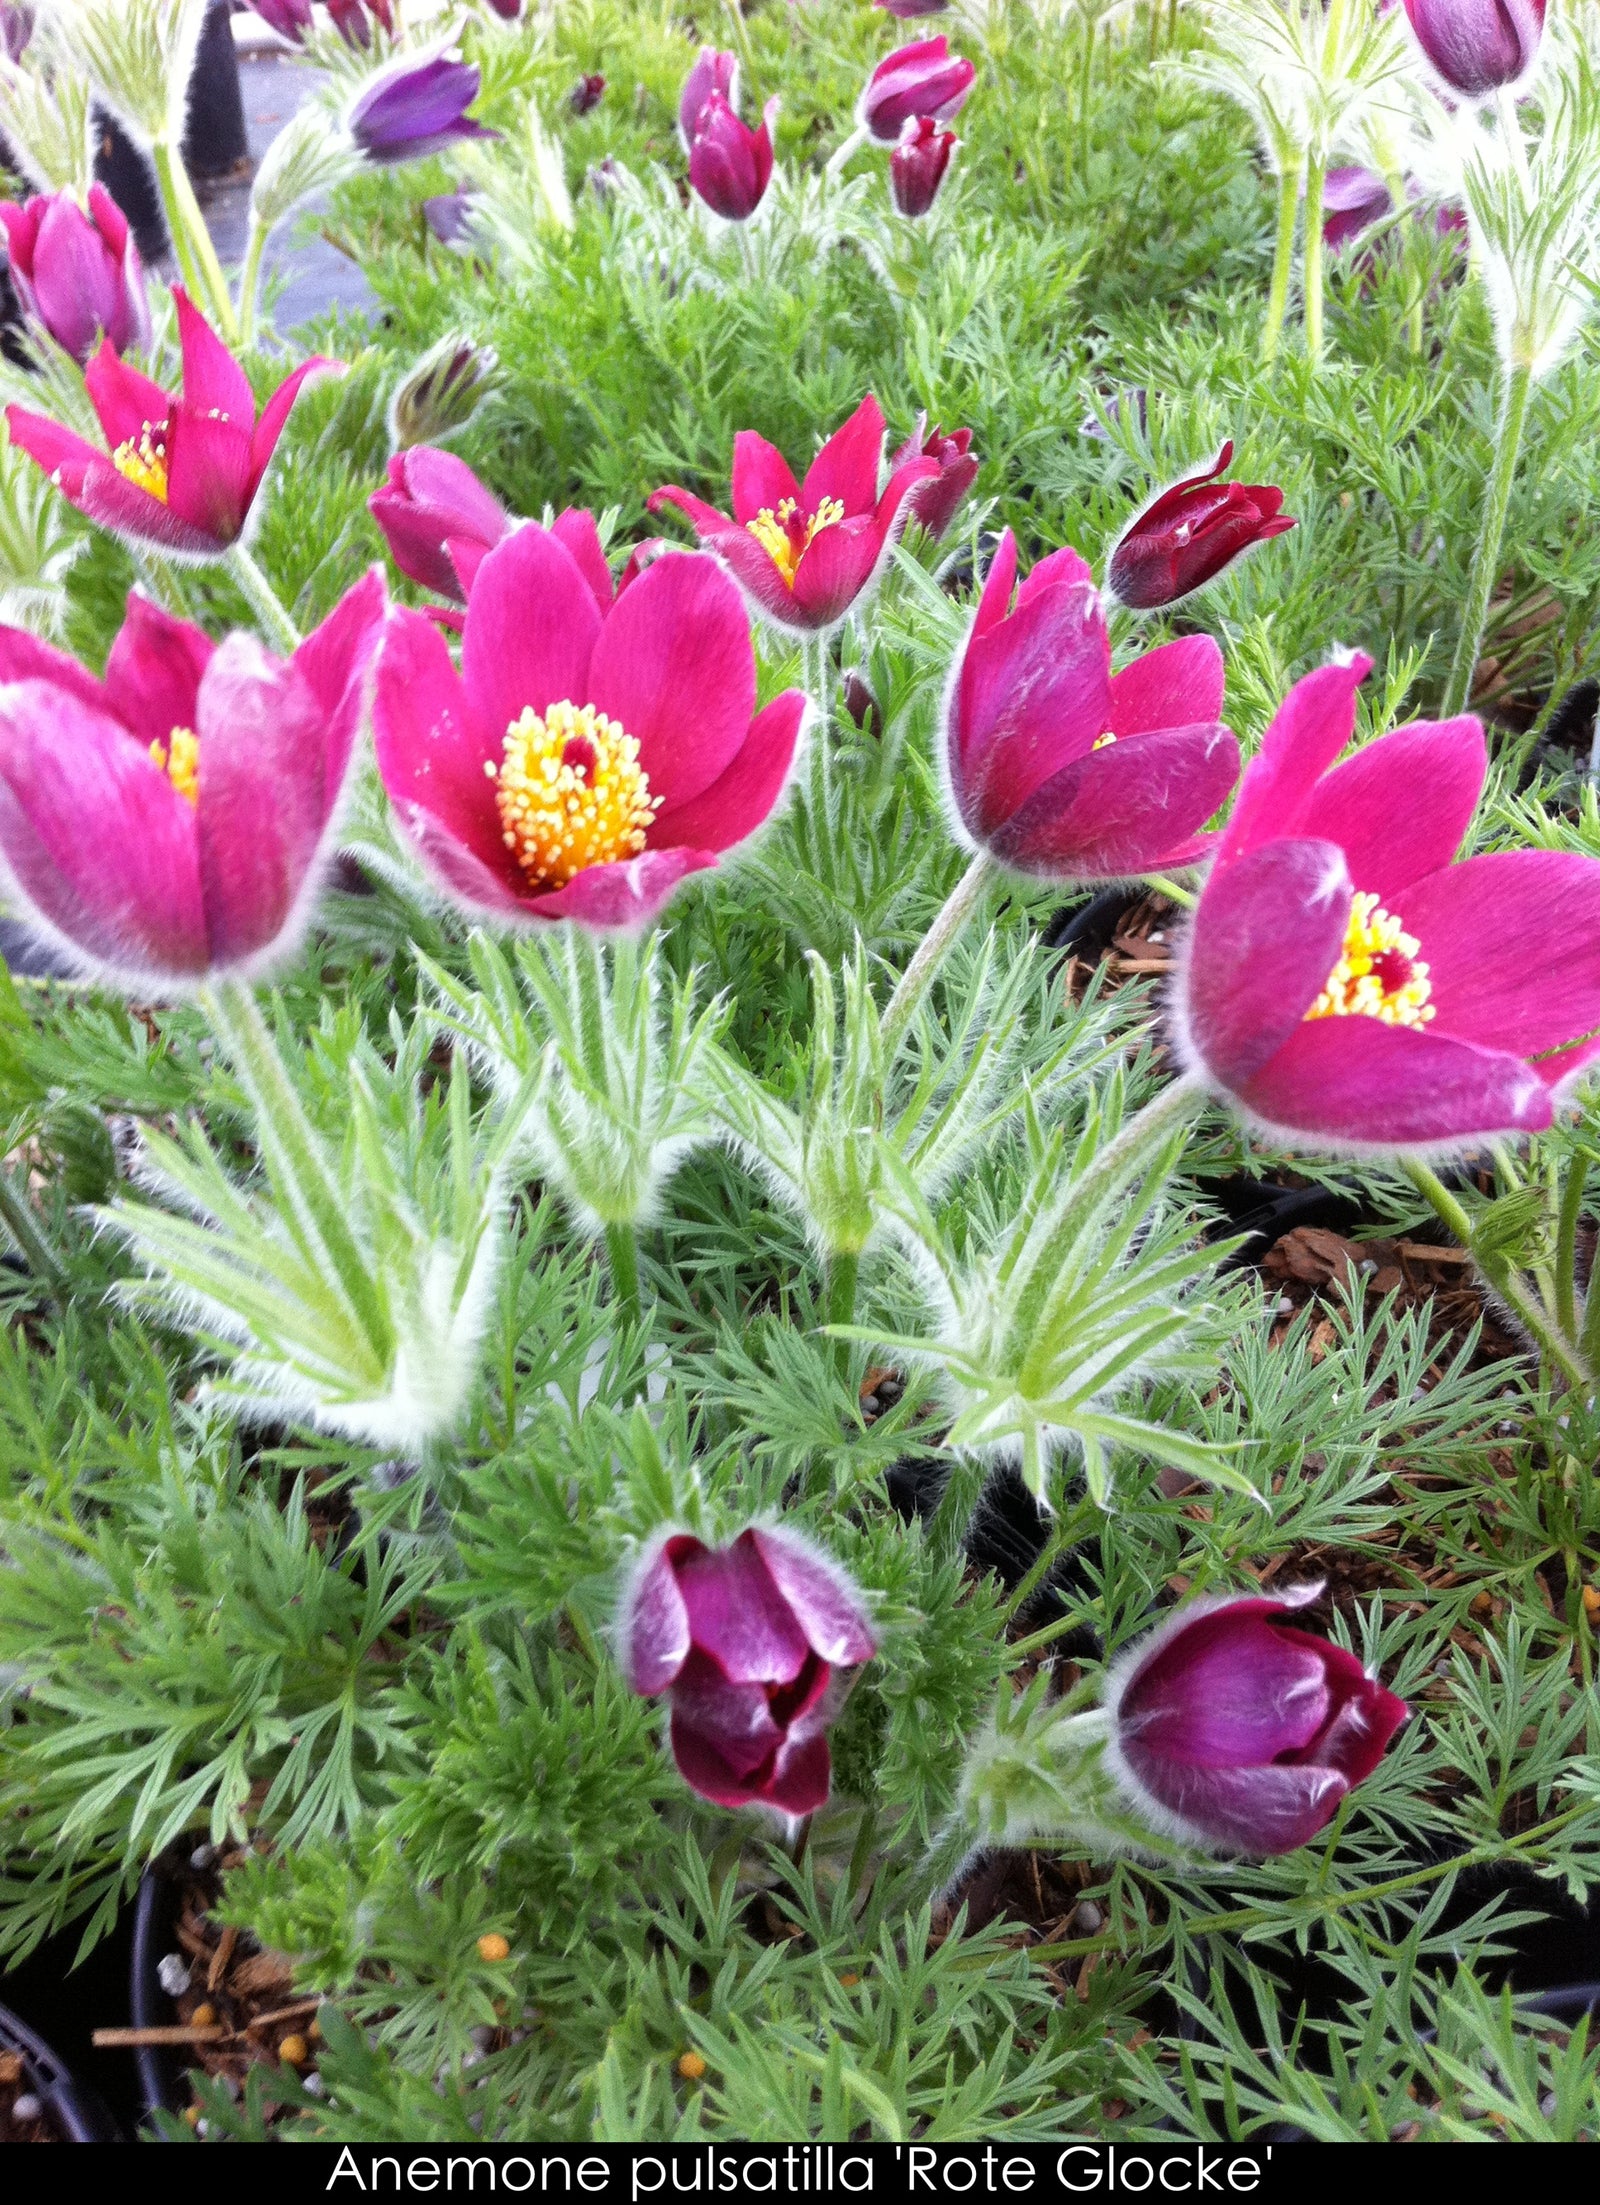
[[244, 0, 312, 40], [621, 1525, 876, 1816], [679, 46, 738, 148], [369, 446, 509, 603], [569, 72, 606, 117], [889, 115, 957, 218], [348, 55, 496, 166], [858, 36, 975, 145], [873, 0, 949, 16], [1105, 440, 1295, 612], [327, 0, 393, 48], [0, 183, 149, 366], [891, 415, 977, 539], [688, 92, 778, 223], [1401, 0, 1545, 101], [386, 333, 497, 450], [2, 3, 32, 61]]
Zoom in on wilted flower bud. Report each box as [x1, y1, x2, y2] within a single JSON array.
[[0, 182, 149, 365], [569, 72, 606, 116], [679, 46, 738, 147], [369, 445, 509, 603], [1105, 440, 1295, 612], [889, 114, 957, 218], [349, 55, 495, 166], [423, 191, 476, 247], [688, 93, 778, 224], [1105, 1588, 1409, 1854], [621, 1525, 876, 1815], [387, 333, 498, 451], [1401, 0, 1545, 101], [892, 415, 977, 541], [857, 36, 975, 145]]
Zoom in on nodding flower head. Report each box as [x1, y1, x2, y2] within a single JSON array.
[[1401, 0, 1545, 101]]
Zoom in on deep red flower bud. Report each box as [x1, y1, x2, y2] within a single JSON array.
[[842, 667, 882, 733], [0, 183, 149, 365], [622, 1526, 876, 1816], [679, 46, 739, 147], [858, 36, 975, 143], [1106, 1587, 1409, 1855], [1401, 0, 1545, 100], [369, 447, 510, 605], [326, 0, 392, 47], [873, 0, 949, 16], [889, 115, 957, 218], [1106, 441, 1296, 612], [569, 72, 606, 116], [891, 415, 977, 539], [485, 0, 524, 17], [245, 0, 313, 39], [688, 93, 777, 223]]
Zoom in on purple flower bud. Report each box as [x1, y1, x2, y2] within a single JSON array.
[[0, 183, 150, 366], [569, 72, 606, 117], [679, 46, 739, 149], [621, 1526, 876, 1816], [369, 446, 509, 604], [1105, 1587, 1409, 1855], [244, 0, 313, 40], [349, 55, 497, 166], [858, 36, 975, 145], [1, 3, 33, 63], [1401, 0, 1545, 99], [327, 0, 393, 47], [842, 667, 882, 733], [1323, 164, 1394, 251], [873, 0, 949, 16], [891, 414, 977, 538], [485, 0, 525, 16], [1105, 440, 1296, 612], [688, 93, 778, 224], [889, 115, 957, 218], [422, 191, 476, 246]]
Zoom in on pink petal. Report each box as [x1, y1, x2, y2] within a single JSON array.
[[759, 1731, 832, 1815], [971, 530, 1018, 643], [787, 513, 883, 628], [749, 1528, 876, 1666], [705, 520, 811, 627], [5, 404, 219, 554], [986, 723, 1239, 880], [1217, 656, 1373, 866], [1235, 1016, 1552, 1147], [676, 1531, 812, 1685], [460, 524, 603, 757], [731, 432, 802, 526], [1124, 1753, 1351, 1855], [0, 622, 110, 716], [1294, 716, 1486, 901], [551, 507, 614, 613], [246, 357, 338, 504], [1013, 542, 1095, 613], [586, 550, 756, 810], [1399, 849, 1600, 1064], [102, 594, 215, 753], [799, 393, 886, 518], [623, 1533, 696, 1694], [952, 577, 1109, 838], [518, 848, 717, 929], [670, 1694, 784, 1801], [1182, 837, 1352, 1089], [173, 287, 254, 426], [291, 566, 387, 809], [1110, 634, 1226, 737], [373, 605, 517, 893], [647, 484, 736, 539], [83, 342, 170, 452], [0, 680, 207, 979], [1120, 1610, 1331, 1765], [648, 690, 805, 853], [165, 398, 253, 546]]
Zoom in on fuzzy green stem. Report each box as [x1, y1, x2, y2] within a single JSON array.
[[1402, 1157, 1591, 1395], [1442, 361, 1533, 720], [237, 214, 270, 350], [879, 852, 997, 1056], [1261, 161, 1300, 364], [1000, 1495, 1097, 1623], [0, 1170, 66, 1293], [1084, 1067, 1205, 1189], [605, 1220, 642, 1329], [1302, 156, 1326, 362], [1555, 1147, 1587, 1345], [1142, 872, 1197, 910], [227, 544, 301, 655], [152, 136, 238, 343], [825, 125, 868, 178], [827, 1248, 860, 1379]]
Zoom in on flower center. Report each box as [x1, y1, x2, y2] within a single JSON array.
[[1092, 731, 1117, 750], [113, 422, 170, 504], [1304, 891, 1435, 1028], [745, 495, 846, 588], [486, 700, 660, 891], [148, 726, 199, 807]]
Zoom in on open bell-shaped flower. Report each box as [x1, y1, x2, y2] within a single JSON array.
[[0, 182, 149, 365], [348, 53, 495, 165]]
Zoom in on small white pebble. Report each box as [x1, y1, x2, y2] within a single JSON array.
[[461, 2049, 484, 2071], [1149, 929, 1166, 943], [1272, 1295, 1294, 1315], [196, 2118, 213, 2139], [156, 1953, 191, 1997], [1498, 1420, 1516, 1434], [1433, 1657, 1452, 1675], [1074, 1900, 1104, 1933], [303, 2072, 328, 2098], [468, 2024, 494, 2051], [12, 2092, 42, 2123], [189, 1843, 217, 1871], [1540, 2090, 1557, 2118], [219, 2074, 240, 2101]]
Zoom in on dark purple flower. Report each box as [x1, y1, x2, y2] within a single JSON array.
[[0, 182, 149, 365], [891, 415, 977, 539], [348, 56, 497, 167], [1323, 165, 1394, 250], [679, 46, 738, 148], [688, 93, 778, 224], [327, 0, 392, 47], [1402, 0, 1545, 99], [569, 72, 606, 116], [889, 114, 957, 218], [422, 191, 476, 246], [1106, 1586, 1409, 1855], [1, 3, 33, 62], [621, 1526, 877, 1816], [858, 36, 975, 144], [1106, 441, 1296, 613]]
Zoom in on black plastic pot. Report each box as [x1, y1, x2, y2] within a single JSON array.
[[93, 0, 249, 264], [0, 1999, 121, 2142], [129, 1861, 189, 2124]]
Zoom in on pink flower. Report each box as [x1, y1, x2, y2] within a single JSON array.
[[891, 415, 977, 539], [371, 521, 805, 930], [1106, 1586, 1408, 1856], [0, 183, 149, 366], [1323, 164, 1394, 251], [679, 46, 739, 147], [1402, 0, 1545, 100], [0, 573, 385, 989], [1173, 655, 1600, 1149], [649, 394, 939, 637], [688, 92, 778, 223], [368, 446, 510, 609], [1106, 441, 1296, 613], [944, 530, 1239, 881], [889, 115, 957, 218], [4, 288, 336, 560], [857, 36, 975, 145], [621, 1525, 876, 1815]]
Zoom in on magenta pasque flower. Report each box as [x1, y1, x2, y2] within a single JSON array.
[[889, 115, 957, 219], [0, 182, 149, 366], [372, 520, 805, 930], [1107, 441, 1295, 613], [369, 446, 510, 609], [0, 572, 385, 988], [5, 288, 335, 560], [1173, 654, 1600, 1149], [1106, 1586, 1408, 1856], [873, 0, 949, 16], [621, 1526, 877, 1815], [1402, 0, 1545, 99], [1323, 165, 1395, 250], [348, 55, 495, 165], [945, 530, 1239, 881], [891, 415, 977, 539], [858, 36, 975, 144], [1, 2, 32, 61], [688, 92, 778, 223], [649, 393, 939, 636], [679, 46, 738, 146]]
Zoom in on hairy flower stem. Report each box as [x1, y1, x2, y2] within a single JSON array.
[[0, 1171, 66, 1294], [1442, 362, 1533, 719], [1143, 872, 1196, 910], [1402, 1157, 1591, 1395], [1302, 157, 1327, 361], [1261, 163, 1300, 364], [999, 1495, 1098, 1622], [237, 215, 269, 350], [605, 1221, 642, 1329], [826, 1248, 859, 1379], [1555, 1147, 1587, 1344], [879, 851, 997, 1056], [152, 137, 238, 344], [227, 545, 302, 655], [1086, 1066, 1205, 1187], [825, 126, 867, 178]]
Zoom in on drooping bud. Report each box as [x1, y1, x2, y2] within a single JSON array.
[[888, 114, 957, 218], [569, 72, 606, 116], [386, 333, 499, 452], [244, 0, 312, 39], [1105, 440, 1295, 612], [688, 93, 778, 224], [1401, 0, 1545, 101], [857, 36, 975, 145]]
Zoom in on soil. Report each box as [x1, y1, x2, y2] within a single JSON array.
[[0, 2044, 61, 2142]]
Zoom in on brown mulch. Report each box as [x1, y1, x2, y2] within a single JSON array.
[[0, 2045, 60, 2142]]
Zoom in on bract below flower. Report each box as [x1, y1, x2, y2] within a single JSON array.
[[1106, 441, 1295, 613], [1173, 655, 1600, 1150], [649, 394, 938, 637], [371, 522, 805, 930], [0, 572, 385, 989], [945, 530, 1239, 882], [4, 288, 334, 560]]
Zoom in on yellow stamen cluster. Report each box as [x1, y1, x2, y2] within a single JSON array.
[[745, 495, 847, 588], [1092, 731, 1117, 751], [487, 700, 659, 891], [113, 422, 170, 504], [149, 726, 200, 807], [1304, 891, 1434, 1028]]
